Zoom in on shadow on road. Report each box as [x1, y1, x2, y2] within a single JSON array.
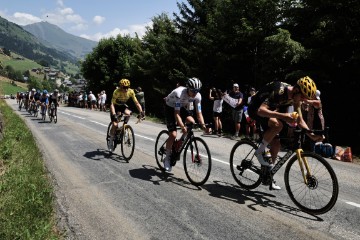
[[202, 180, 323, 221], [83, 148, 129, 163], [129, 164, 201, 191]]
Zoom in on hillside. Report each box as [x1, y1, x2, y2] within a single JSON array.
[[0, 16, 78, 65], [23, 21, 97, 59]]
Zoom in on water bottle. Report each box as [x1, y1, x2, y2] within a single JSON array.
[[289, 112, 299, 127]]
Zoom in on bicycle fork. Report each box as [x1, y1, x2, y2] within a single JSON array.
[[295, 149, 311, 185]]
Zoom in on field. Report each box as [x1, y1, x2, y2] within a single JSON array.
[[0, 76, 28, 96], [0, 53, 42, 73]]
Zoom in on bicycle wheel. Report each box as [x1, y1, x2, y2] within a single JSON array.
[[229, 139, 262, 189], [155, 130, 169, 171], [121, 124, 135, 161], [42, 108, 46, 121], [106, 122, 117, 152], [284, 152, 339, 215], [183, 137, 211, 186], [54, 111, 57, 123], [49, 109, 53, 122], [34, 106, 38, 117]]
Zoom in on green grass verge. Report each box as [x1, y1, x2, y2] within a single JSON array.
[[0, 100, 62, 239], [0, 79, 27, 95], [0, 53, 43, 73]]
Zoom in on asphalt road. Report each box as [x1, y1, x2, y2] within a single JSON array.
[[6, 99, 360, 240]]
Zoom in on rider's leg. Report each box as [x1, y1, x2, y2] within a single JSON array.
[[123, 109, 132, 123]]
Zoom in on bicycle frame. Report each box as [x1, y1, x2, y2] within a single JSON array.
[[265, 129, 319, 186], [171, 123, 206, 162]]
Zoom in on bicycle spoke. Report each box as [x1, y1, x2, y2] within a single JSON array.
[[285, 152, 338, 215], [183, 137, 211, 186], [230, 140, 262, 189], [121, 125, 135, 161]]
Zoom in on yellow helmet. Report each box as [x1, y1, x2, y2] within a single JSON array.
[[297, 76, 317, 99], [119, 78, 130, 87]]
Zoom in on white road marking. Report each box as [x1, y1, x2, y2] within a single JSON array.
[[60, 110, 360, 209]]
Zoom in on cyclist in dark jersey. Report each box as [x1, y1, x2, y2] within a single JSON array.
[[248, 76, 323, 190]]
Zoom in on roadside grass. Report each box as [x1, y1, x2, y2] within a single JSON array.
[[0, 100, 62, 239], [0, 76, 28, 95]]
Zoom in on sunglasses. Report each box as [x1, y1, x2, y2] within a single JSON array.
[[190, 89, 200, 93], [122, 86, 129, 90]]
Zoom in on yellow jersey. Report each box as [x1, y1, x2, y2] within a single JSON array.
[[111, 88, 138, 105]]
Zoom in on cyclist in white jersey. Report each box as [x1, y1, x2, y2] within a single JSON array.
[[163, 77, 210, 172]]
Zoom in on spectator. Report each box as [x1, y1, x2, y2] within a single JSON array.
[[229, 83, 244, 140], [135, 87, 146, 118], [301, 90, 325, 151], [244, 87, 257, 139], [209, 87, 224, 136], [88, 91, 97, 110], [83, 91, 88, 109], [100, 90, 107, 112]]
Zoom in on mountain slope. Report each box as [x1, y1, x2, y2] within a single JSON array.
[[0, 16, 77, 65], [23, 21, 97, 59]]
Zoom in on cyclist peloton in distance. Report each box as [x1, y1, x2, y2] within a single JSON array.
[[163, 77, 211, 172], [108, 78, 144, 152], [247, 76, 324, 190]]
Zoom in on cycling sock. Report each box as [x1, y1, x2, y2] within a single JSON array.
[[255, 139, 269, 155]]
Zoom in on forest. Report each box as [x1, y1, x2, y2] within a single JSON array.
[[80, 0, 360, 154]]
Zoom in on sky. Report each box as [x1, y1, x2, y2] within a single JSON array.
[[0, 0, 184, 42]]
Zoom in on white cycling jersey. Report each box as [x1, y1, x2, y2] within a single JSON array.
[[165, 86, 202, 112]]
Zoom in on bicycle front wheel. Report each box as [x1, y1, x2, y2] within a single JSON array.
[[155, 130, 169, 171], [183, 137, 211, 186], [230, 139, 262, 189], [121, 124, 135, 161], [49, 109, 53, 122], [54, 111, 57, 123], [284, 152, 339, 215], [106, 122, 117, 152]]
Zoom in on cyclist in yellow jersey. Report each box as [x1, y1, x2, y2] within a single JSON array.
[[108, 78, 144, 152]]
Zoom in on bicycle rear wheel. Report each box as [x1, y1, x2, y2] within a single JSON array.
[[284, 152, 339, 215], [183, 137, 211, 186], [229, 139, 262, 189], [121, 125, 135, 161], [155, 130, 169, 171]]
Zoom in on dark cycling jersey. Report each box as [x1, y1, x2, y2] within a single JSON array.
[[248, 81, 293, 113]]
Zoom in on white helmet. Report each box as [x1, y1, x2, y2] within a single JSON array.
[[31, 88, 36, 92], [186, 77, 202, 90]]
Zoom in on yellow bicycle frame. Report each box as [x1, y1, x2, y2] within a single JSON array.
[[296, 149, 312, 185]]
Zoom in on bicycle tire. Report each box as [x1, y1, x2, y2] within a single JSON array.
[[284, 152, 339, 215], [183, 137, 212, 186], [54, 112, 57, 123], [229, 139, 262, 189], [106, 122, 118, 152], [155, 130, 169, 171], [121, 124, 135, 161], [49, 109, 53, 122]]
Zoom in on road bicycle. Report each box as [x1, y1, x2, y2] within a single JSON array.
[[106, 113, 135, 161], [48, 102, 57, 123], [155, 123, 212, 186], [229, 127, 338, 215]]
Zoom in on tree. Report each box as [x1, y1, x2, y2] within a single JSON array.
[[81, 35, 141, 98]]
